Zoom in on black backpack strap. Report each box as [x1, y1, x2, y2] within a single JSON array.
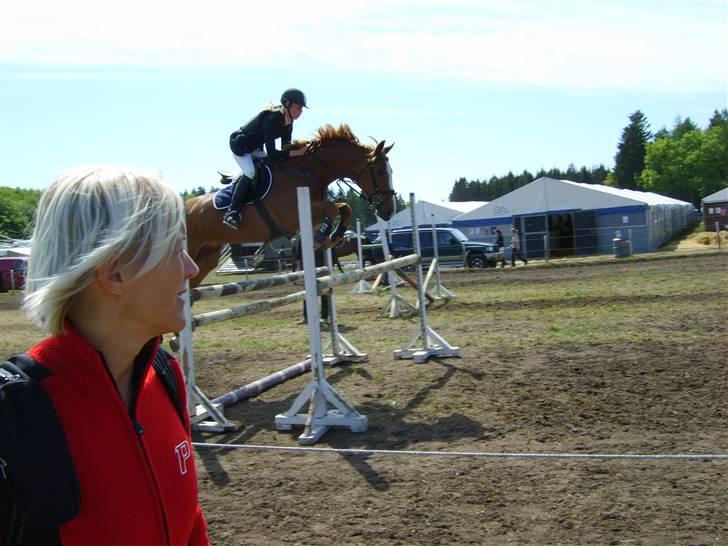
[[152, 349, 187, 429], [6, 354, 52, 382], [1, 354, 78, 546]]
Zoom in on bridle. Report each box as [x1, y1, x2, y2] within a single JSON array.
[[305, 141, 395, 210], [350, 159, 395, 209]]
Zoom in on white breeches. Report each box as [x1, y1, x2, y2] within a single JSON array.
[[233, 150, 267, 179]]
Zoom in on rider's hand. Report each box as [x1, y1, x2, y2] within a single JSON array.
[[289, 148, 306, 157]]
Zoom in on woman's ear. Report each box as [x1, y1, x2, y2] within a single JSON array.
[[95, 259, 125, 296]]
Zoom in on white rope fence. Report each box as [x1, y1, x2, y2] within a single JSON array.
[[192, 442, 728, 460]]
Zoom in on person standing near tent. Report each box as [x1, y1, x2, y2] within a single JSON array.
[[223, 88, 309, 230], [510, 227, 528, 266], [5, 165, 210, 546], [495, 228, 506, 268]]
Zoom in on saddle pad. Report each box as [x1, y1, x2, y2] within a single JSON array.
[[213, 165, 273, 211]]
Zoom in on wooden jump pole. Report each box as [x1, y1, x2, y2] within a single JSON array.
[[191, 267, 327, 302], [191, 290, 306, 329], [210, 359, 313, 407]]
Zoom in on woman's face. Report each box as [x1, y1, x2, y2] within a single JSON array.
[[121, 235, 199, 337], [288, 103, 303, 121]]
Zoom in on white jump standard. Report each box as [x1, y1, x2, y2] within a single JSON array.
[[378, 229, 418, 318], [321, 247, 368, 366], [425, 213, 455, 301], [394, 193, 461, 363], [275, 187, 368, 444], [350, 218, 373, 294]]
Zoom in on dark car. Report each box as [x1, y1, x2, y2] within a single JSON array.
[[370, 227, 503, 268], [0, 256, 28, 291]]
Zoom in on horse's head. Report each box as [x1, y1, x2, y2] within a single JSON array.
[[359, 139, 396, 220], [300, 124, 397, 221]]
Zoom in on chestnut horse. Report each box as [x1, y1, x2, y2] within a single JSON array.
[[185, 124, 396, 287]]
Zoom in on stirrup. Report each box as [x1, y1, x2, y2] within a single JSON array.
[[223, 211, 242, 230]]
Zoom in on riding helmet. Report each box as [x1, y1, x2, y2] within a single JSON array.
[[281, 88, 308, 108]]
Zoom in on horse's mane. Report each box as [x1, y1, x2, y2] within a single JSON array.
[[315, 123, 359, 143], [299, 123, 374, 151]]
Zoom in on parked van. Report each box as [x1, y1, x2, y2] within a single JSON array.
[[0, 256, 28, 291], [371, 227, 503, 268]]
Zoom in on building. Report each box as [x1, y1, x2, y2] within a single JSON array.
[[452, 177, 694, 257], [701, 187, 728, 231]]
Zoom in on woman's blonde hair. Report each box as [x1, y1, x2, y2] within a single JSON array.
[[23, 165, 185, 335]]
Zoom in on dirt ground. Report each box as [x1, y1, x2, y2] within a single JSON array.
[[188, 253, 727, 546]]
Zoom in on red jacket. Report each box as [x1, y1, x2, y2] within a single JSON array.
[[27, 323, 209, 546]]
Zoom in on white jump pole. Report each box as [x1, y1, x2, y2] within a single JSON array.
[[275, 187, 368, 445], [322, 247, 368, 366], [394, 193, 461, 363]]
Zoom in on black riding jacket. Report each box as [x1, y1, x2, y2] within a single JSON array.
[[229, 107, 293, 160]]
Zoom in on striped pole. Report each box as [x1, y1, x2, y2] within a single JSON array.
[[191, 267, 327, 302]]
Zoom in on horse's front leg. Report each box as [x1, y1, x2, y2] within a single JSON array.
[[309, 200, 340, 250], [310, 201, 351, 249], [328, 203, 352, 246]]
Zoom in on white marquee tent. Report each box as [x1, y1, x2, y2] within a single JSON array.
[[452, 177, 693, 255]]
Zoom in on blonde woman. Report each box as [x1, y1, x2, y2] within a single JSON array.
[[9, 166, 208, 545]]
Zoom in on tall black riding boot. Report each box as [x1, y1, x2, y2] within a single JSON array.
[[223, 175, 254, 230]]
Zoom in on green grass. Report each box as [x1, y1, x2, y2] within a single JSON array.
[[1, 251, 725, 359]]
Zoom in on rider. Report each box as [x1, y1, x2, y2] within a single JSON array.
[[223, 88, 308, 230]]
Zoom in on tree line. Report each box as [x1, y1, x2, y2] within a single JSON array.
[[449, 108, 728, 207]]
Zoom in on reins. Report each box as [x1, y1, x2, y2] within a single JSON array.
[[303, 143, 394, 211]]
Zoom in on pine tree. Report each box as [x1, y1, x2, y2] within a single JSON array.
[[671, 116, 699, 139], [613, 110, 652, 190]]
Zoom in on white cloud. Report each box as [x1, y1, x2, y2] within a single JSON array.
[[1, 0, 725, 91]]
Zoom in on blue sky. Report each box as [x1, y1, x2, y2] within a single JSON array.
[[1, 0, 726, 204]]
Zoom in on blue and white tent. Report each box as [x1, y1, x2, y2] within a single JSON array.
[[452, 177, 693, 256]]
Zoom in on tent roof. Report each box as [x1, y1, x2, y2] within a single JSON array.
[[702, 187, 728, 204], [366, 200, 487, 232], [454, 177, 692, 222], [441, 201, 487, 213]]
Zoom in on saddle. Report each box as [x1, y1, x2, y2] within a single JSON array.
[[213, 161, 273, 211]]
